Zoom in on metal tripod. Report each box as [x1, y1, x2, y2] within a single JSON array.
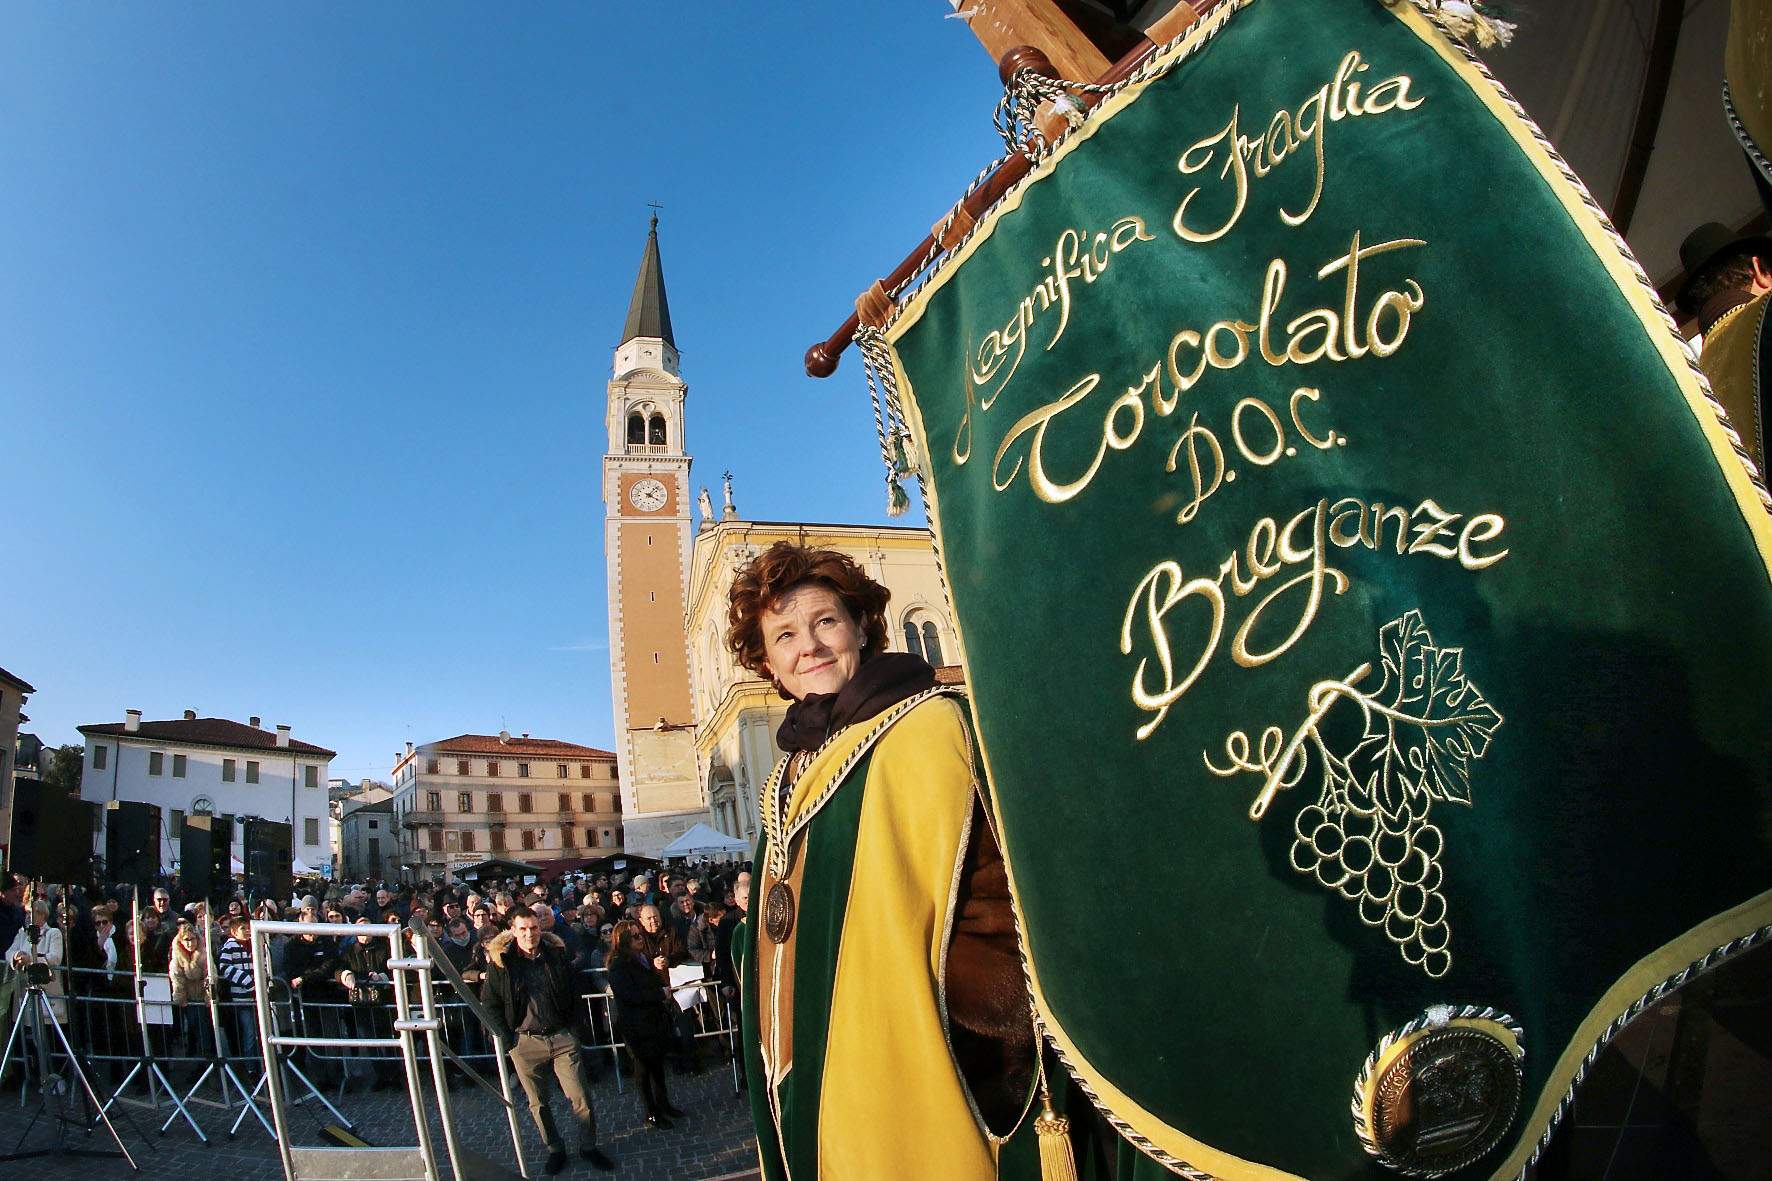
[[97, 895, 204, 1139], [175, 914, 273, 1139], [0, 979, 138, 1168]]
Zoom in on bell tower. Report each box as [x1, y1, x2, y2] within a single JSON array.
[[602, 216, 704, 855]]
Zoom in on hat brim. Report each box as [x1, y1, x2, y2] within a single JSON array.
[[1677, 233, 1772, 305]]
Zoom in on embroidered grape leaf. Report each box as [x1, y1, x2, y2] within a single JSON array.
[[1415, 644, 1502, 806], [1344, 609, 1500, 810]]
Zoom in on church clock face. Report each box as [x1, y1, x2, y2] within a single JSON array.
[[628, 477, 668, 513]]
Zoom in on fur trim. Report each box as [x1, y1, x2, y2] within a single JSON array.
[[485, 929, 564, 969]]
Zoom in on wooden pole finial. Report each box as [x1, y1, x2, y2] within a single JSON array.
[[805, 340, 842, 378], [999, 44, 1058, 84]]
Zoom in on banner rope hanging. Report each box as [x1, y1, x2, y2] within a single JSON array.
[[856, 321, 916, 517]]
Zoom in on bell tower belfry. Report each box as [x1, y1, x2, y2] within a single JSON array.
[[602, 216, 704, 855]]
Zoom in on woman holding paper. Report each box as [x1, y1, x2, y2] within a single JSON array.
[[605, 919, 681, 1129]]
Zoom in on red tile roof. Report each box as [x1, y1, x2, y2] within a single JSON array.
[[79, 716, 336, 757], [420, 734, 616, 759], [934, 665, 967, 686]]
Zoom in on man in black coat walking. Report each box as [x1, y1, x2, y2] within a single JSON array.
[[480, 910, 615, 1175]]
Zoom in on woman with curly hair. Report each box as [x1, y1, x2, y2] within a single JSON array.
[[730, 541, 1037, 1178]]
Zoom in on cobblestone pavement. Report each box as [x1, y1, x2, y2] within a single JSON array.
[[9, 1052, 759, 1181]]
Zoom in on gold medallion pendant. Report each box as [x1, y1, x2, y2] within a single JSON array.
[[763, 880, 795, 944], [1354, 1006, 1525, 1176]]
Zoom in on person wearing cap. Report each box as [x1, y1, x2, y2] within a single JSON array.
[[1676, 221, 1772, 471], [336, 917, 397, 1091]]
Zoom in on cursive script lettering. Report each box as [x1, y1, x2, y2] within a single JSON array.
[[1122, 497, 1506, 738], [1174, 51, 1425, 243]]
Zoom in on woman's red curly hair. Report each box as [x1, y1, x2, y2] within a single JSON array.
[[726, 541, 890, 679]]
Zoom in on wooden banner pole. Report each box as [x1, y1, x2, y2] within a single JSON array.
[[804, 2, 1211, 378]]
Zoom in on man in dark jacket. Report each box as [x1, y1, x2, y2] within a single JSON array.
[[480, 911, 615, 1175], [635, 904, 689, 970]]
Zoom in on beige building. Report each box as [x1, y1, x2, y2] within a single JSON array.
[[0, 666, 34, 868], [686, 519, 959, 845], [389, 733, 622, 880], [332, 780, 393, 880], [339, 797, 396, 883]]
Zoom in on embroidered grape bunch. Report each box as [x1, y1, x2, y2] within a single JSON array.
[[1291, 796, 1452, 977], [1287, 610, 1501, 979]]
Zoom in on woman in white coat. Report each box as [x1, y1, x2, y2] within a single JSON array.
[[5, 900, 66, 1020]]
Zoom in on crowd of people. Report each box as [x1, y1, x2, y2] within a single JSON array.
[[0, 860, 752, 1172]]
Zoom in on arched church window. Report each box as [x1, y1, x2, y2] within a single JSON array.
[[921, 621, 945, 667], [648, 415, 667, 446], [627, 413, 645, 445], [902, 622, 924, 660]]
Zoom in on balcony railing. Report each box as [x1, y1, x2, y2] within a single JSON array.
[[403, 810, 443, 828]]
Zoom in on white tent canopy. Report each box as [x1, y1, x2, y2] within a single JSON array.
[[659, 822, 749, 859], [291, 857, 314, 875]]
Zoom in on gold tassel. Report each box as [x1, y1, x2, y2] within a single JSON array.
[[1035, 1091, 1078, 1181]]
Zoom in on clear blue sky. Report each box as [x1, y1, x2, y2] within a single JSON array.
[[3, 2, 1003, 782]]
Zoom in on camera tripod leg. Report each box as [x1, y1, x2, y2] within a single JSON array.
[[0, 989, 139, 1168], [37, 991, 139, 1170], [0, 997, 33, 1090]]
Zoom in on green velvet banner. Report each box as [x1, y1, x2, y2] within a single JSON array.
[[882, 1, 1772, 1178]]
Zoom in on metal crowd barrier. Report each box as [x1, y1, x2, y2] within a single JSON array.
[[58, 963, 278, 1077], [12, 938, 746, 1151]]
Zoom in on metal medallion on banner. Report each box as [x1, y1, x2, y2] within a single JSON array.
[[763, 880, 795, 944], [1354, 1007, 1525, 1176]]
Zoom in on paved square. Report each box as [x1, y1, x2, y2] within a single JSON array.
[[10, 1053, 759, 1180]]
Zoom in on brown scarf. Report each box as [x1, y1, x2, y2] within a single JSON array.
[[774, 652, 937, 755]]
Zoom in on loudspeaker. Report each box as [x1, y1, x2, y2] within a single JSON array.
[[10, 779, 95, 882], [243, 819, 292, 900], [106, 800, 162, 885], [181, 814, 234, 899]]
